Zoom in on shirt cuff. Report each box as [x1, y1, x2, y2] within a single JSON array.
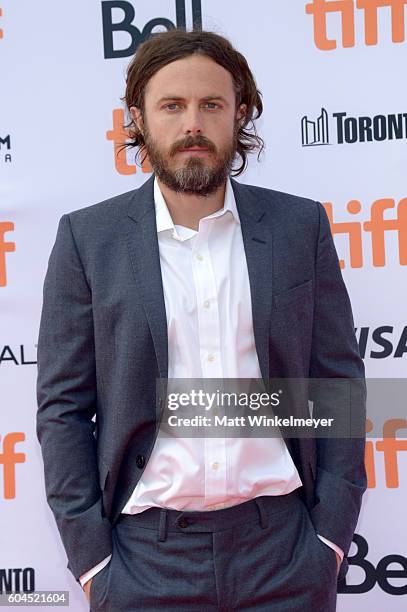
[[79, 554, 112, 588], [317, 534, 344, 561]]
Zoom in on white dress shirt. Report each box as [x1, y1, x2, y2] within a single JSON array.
[[79, 177, 343, 587]]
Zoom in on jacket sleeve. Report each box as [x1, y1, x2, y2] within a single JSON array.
[[36, 213, 113, 582], [308, 201, 367, 578]]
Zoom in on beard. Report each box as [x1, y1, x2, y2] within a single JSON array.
[[140, 120, 239, 197]]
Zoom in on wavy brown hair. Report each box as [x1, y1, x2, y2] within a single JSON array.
[[120, 29, 265, 176]]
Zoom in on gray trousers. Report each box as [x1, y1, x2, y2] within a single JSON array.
[[89, 489, 338, 611]]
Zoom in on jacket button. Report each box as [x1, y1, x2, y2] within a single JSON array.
[[177, 517, 189, 528], [136, 455, 145, 469]]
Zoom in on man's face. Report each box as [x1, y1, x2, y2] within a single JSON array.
[[130, 54, 246, 196]]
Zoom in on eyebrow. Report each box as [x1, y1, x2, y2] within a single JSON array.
[[156, 95, 229, 106]]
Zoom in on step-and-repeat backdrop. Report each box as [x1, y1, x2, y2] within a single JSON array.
[[1, 1, 406, 610]]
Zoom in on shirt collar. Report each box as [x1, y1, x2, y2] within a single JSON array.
[[154, 175, 240, 236]]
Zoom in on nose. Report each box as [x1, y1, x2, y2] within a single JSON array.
[[183, 106, 204, 135]]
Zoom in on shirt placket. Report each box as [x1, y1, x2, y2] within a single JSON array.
[[190, 217, 227, 507]]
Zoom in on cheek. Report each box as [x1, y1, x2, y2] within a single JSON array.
[[146, 123, 174, 150], [214, 113, 238, 134], [212, 123, 237, 147], [155, 119, 181, 143]]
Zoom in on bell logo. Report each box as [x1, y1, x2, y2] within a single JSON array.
[[0, 222, 15, 287], [305, 0, 407, 50], [339, 534, 407, 595], [0, 433, 25, 500], [101, 0, 202, 59]]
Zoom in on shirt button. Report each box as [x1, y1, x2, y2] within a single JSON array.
[[211, 462, 220, 470], [207, 353, 215, 362], [177, 517, 189, 528], [196, 253, 204, 261], [203, 299, 210, 309]]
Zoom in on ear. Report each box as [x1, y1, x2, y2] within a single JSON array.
[[236, 103, 247, 125], [130, 106, 144, 134]]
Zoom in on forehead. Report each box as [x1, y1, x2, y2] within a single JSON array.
[[145, 54, 236, 102]]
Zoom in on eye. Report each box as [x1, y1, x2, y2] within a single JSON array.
[[164, 103, 181, 111], [162, 102, 222, 111]]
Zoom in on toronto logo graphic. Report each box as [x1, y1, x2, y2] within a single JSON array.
[[301, 108, 330, 146], [301, 108, 407, 146]]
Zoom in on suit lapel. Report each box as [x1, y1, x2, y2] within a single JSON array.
[[125, 174, 169, 380], [231, 183, 294, 456], [230, 178, 272, 387]]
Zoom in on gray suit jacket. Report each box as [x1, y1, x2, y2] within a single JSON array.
[[36, 174, 366, 585]]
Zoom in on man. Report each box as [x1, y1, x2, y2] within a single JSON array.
[[36, 29, 366, 611]]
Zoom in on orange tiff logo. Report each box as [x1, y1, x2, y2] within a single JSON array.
[[107, 108, 152, 175], [0, 222, 15, 287], [323, 198, 407, 268], [0, 7, 3, 40], [305, 0, 407, 49], [0, 433, 25, 500], [365, 418, 407, 488]]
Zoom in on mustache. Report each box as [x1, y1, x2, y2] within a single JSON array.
[[170, 135, 216, 156]]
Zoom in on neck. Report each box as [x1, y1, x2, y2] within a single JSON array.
[[156, 176, 227, 231]]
